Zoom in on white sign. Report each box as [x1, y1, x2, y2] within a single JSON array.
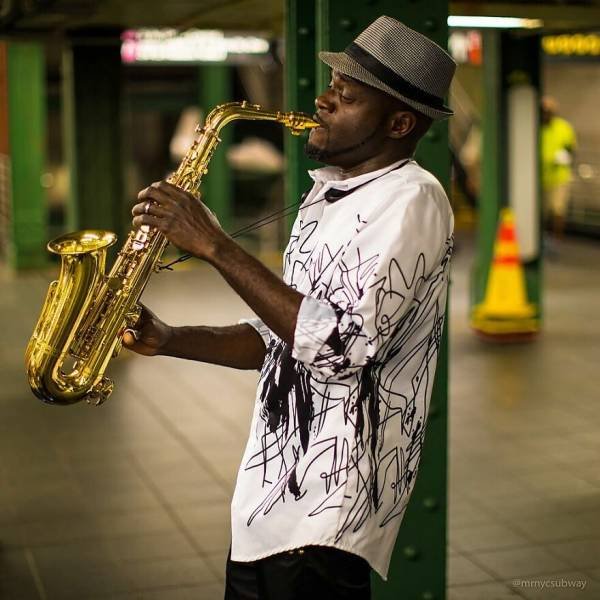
[[121, 29, 270, 64]]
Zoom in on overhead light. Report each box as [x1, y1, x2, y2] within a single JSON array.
[[448, 16, 543, 29], [121, 29, 270, 64]]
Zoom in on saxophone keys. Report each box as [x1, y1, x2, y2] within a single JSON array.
[[106, 277, 124, 292], [112, 337, 123, 358], [125, 305, 142, 329], [132, 227, 150, 251], [85, 377, 114, 406]]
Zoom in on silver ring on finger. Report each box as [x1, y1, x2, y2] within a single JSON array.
[[144, 201, 151, 215]]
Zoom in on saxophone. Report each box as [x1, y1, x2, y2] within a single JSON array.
[[25, 101, 318, 406]]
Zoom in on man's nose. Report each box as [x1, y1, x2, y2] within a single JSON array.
[[315, 90, 335, 113]]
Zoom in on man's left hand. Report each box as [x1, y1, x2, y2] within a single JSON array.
[[132, 181, 229, 261]]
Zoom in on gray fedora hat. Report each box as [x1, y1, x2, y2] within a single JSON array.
[[319, 16, 456, 120]]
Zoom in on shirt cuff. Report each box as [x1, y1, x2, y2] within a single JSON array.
[[238, 317, 271, 349], [292, 295, 339, 365]]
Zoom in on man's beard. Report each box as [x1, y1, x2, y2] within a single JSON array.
[[303, 126, 381, 162]]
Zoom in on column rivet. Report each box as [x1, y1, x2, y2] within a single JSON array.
[[426, 128, 440, 142], [423, 496, 439, 511], [424, 18, 438, 32]]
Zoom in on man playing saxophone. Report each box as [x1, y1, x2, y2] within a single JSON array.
[[126, 16, 455, 600]]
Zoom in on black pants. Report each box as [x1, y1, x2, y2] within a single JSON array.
[[225, 546, 371, 600]]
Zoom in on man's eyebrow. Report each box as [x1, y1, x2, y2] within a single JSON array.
[[331, 70, 361, 87]]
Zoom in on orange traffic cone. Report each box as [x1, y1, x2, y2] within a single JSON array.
[[471, 208, 538, 340]]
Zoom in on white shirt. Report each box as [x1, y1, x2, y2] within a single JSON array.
[[232, 158, 454, 579]]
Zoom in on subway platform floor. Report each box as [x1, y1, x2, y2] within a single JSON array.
[[1, 234, 599, 600]]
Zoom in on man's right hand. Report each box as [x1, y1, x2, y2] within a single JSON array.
[[122, 311, 266, 370], [122, 305, 173, 357]]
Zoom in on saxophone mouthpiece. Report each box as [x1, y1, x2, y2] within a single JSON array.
[[280, 111, 320, 136]]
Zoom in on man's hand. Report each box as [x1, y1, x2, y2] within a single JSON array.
[[132, 181, 304, 348], [123, 305, 173, 356], [125, 314, 268, 369], [132, 181, 229, 261]]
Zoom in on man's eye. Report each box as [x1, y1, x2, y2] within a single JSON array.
[[327, 81, 353, 102]]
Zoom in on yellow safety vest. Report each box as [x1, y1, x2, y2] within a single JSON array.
[[541, 116, 576, 189]]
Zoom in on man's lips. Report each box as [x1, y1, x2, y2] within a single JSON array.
[[312, 113, 328, 128]]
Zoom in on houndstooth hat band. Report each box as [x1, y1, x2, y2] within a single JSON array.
[[319, 16, 456, 120]]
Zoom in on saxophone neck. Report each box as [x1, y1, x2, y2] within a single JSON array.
[[170, 101, 318, 193], [204, 101, 319, 136]]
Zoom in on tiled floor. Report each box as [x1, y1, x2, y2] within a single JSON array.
[[1, 234, 599, 599], [447, 236, 600, 599]]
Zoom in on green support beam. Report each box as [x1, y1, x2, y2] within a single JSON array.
[[472, 30, 503, 309], [0, 43, 6, 265], [284, 0, 319, 232], [313, 3, 450, 598], [62, 32, 125, 243], [199, 65, 233, 233], [471, 31, 542, 321], [2, 42, 47, 269]]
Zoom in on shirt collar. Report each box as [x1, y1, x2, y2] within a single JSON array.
[[308, 158, 412, 191]]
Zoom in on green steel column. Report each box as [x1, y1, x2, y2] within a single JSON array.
[[315, 3, 450, 598], [284, 0, 319, 231], [199, 65, 232, 233], [471, 32, 542, 320], [472, 30, 503, 308], [2, 42, 47, 269], [62, 32, 124, 241], [0, 42, 7, 264]]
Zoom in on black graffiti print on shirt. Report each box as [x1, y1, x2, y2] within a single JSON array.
[[245, 214, 453, 535]]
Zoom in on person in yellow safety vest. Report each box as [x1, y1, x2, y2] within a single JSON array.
[[541, 96, 577, 238]]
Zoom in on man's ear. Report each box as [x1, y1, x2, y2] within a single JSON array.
[[389, 111, 417, 139]]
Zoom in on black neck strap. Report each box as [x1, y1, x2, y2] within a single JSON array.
[[345, 42, 444, 109], [324, 159, 410, 203]]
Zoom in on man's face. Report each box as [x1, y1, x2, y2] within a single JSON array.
[[541, 97, 557, 125], [541, 105, 551, 125], [305, 70, 393, 167]]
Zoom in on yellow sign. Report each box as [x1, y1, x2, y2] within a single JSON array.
[[543, 34, 600, 56]]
